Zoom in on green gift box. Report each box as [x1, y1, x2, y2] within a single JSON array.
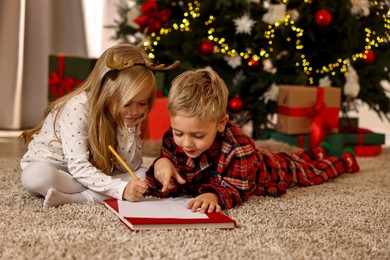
[[261, 129, 345, 156], [341, 131, 385, 145], [261, 129, 309, 147], [261, 128, 386, 156], [325, 134, 345, 156], [339, 117, 359, 128], [48, 54, 97, 101]]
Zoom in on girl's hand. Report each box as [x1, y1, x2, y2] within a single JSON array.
[[187, 193, 221, 214], [123, 178, 148, 202], [154, 158, 186, 193], [131, 112, 147, 128]]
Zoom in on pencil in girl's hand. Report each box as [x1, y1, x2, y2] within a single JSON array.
[[108, 145, 139, 180]]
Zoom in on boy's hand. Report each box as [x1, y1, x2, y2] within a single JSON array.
[[187, 193, 221, 213], [154, 158, 186, 193], [123, 178, 148, 202]]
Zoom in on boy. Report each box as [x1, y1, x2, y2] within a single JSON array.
[[145, 68, 359, 213]]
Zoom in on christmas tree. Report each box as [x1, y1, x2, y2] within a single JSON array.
[[108, 0, 390, 137]]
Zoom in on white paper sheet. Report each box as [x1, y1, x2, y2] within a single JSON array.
[[117, 198, 209, 219]]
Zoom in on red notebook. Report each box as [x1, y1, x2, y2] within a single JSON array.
[[103, 198, 236, 231]]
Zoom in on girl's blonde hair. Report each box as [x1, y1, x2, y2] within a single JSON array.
[[22, 44, 157, 174], [167, 68, 229, 122]]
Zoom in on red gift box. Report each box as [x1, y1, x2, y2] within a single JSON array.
[[145, 97, 170, 140], [341, 126, 385, 157], [345, 144, 383, 157]]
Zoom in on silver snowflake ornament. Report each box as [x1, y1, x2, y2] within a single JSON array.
[[233, 14, 256, 35]]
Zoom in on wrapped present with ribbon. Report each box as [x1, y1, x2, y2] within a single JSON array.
[[261, 129, 345, 156], [339, 117, 359, 128], [144, 97, 170, 140], [155, 72, 166, 97], [261, 127, 385, 157], [340, 126, 386, 145], [276, 85, 341, 149], [260, 129, 312, 148], [339, 126, 385, 157], [344, 144, 383, 157], [48, 54, 97, 101]]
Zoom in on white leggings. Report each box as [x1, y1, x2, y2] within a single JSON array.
[[21, 161, 147, 202]]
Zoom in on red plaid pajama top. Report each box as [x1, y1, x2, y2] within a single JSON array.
[[146, 121, 351, 209]]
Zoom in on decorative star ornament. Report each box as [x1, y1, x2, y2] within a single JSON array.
[[262, 3, 286, 24], [318, 75, 332, 87], [261, 83, 279, 104], [351, 0, 370, 17], [224, 53, 242, 69], [125, 0, 137, 9], [233, 14, 256, 35], [232, 71, 246, 86], [262, 59, 277, 74], [344, 59, 360, 98]]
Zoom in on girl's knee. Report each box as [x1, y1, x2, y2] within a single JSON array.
[[21, 162, 58, 195], [21, 169, 41, 195]]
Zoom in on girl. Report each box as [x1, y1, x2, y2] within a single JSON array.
[[20, 44, 179, 208]]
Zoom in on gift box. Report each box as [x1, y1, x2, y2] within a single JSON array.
[[261, 129, 345, 156], [261, 129, 310, 147], [145, 97, 170, 140], [339, 127, 385, 145], [155, 72, 166, 97], [277, 85, 341, 131], [339, 117, 359, 128], [276, 85, 341, 148], [261, 128, 385, 157], [48, 54, 97, 101], [340, 128, 385, 157], [345, 144, 383, 157]]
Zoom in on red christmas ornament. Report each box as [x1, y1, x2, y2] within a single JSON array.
[[363, 50, 375, 64], [199, 40, 214, 55], [315, 9, 332, 27], [228, 97, 244, 113], [248, 58, 260, 67]]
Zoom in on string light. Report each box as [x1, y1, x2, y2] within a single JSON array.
[[142, 0, 389, 83]]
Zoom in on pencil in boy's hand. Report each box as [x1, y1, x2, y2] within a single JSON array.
[[108, 145, 139, 180]]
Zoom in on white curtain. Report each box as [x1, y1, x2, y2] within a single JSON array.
[[0, 0, 120, 130], [0, 0, 25, 129], [82, 0, 120, 57], [0, 0, 88, 129]]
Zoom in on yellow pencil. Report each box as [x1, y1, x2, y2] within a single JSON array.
[[108, 145, 139, 180]]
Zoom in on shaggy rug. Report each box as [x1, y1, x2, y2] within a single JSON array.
[[0, 140, 389, 259]]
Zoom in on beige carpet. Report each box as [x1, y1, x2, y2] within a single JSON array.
[[1, 140, 389, 259]]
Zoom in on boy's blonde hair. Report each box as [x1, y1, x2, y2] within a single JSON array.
[[167, 68, 229, 122], [22, 44, 157, 174]]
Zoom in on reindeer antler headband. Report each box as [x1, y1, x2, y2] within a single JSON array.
[[100, 49, 180, 90], [106, 49, 180, 71]]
